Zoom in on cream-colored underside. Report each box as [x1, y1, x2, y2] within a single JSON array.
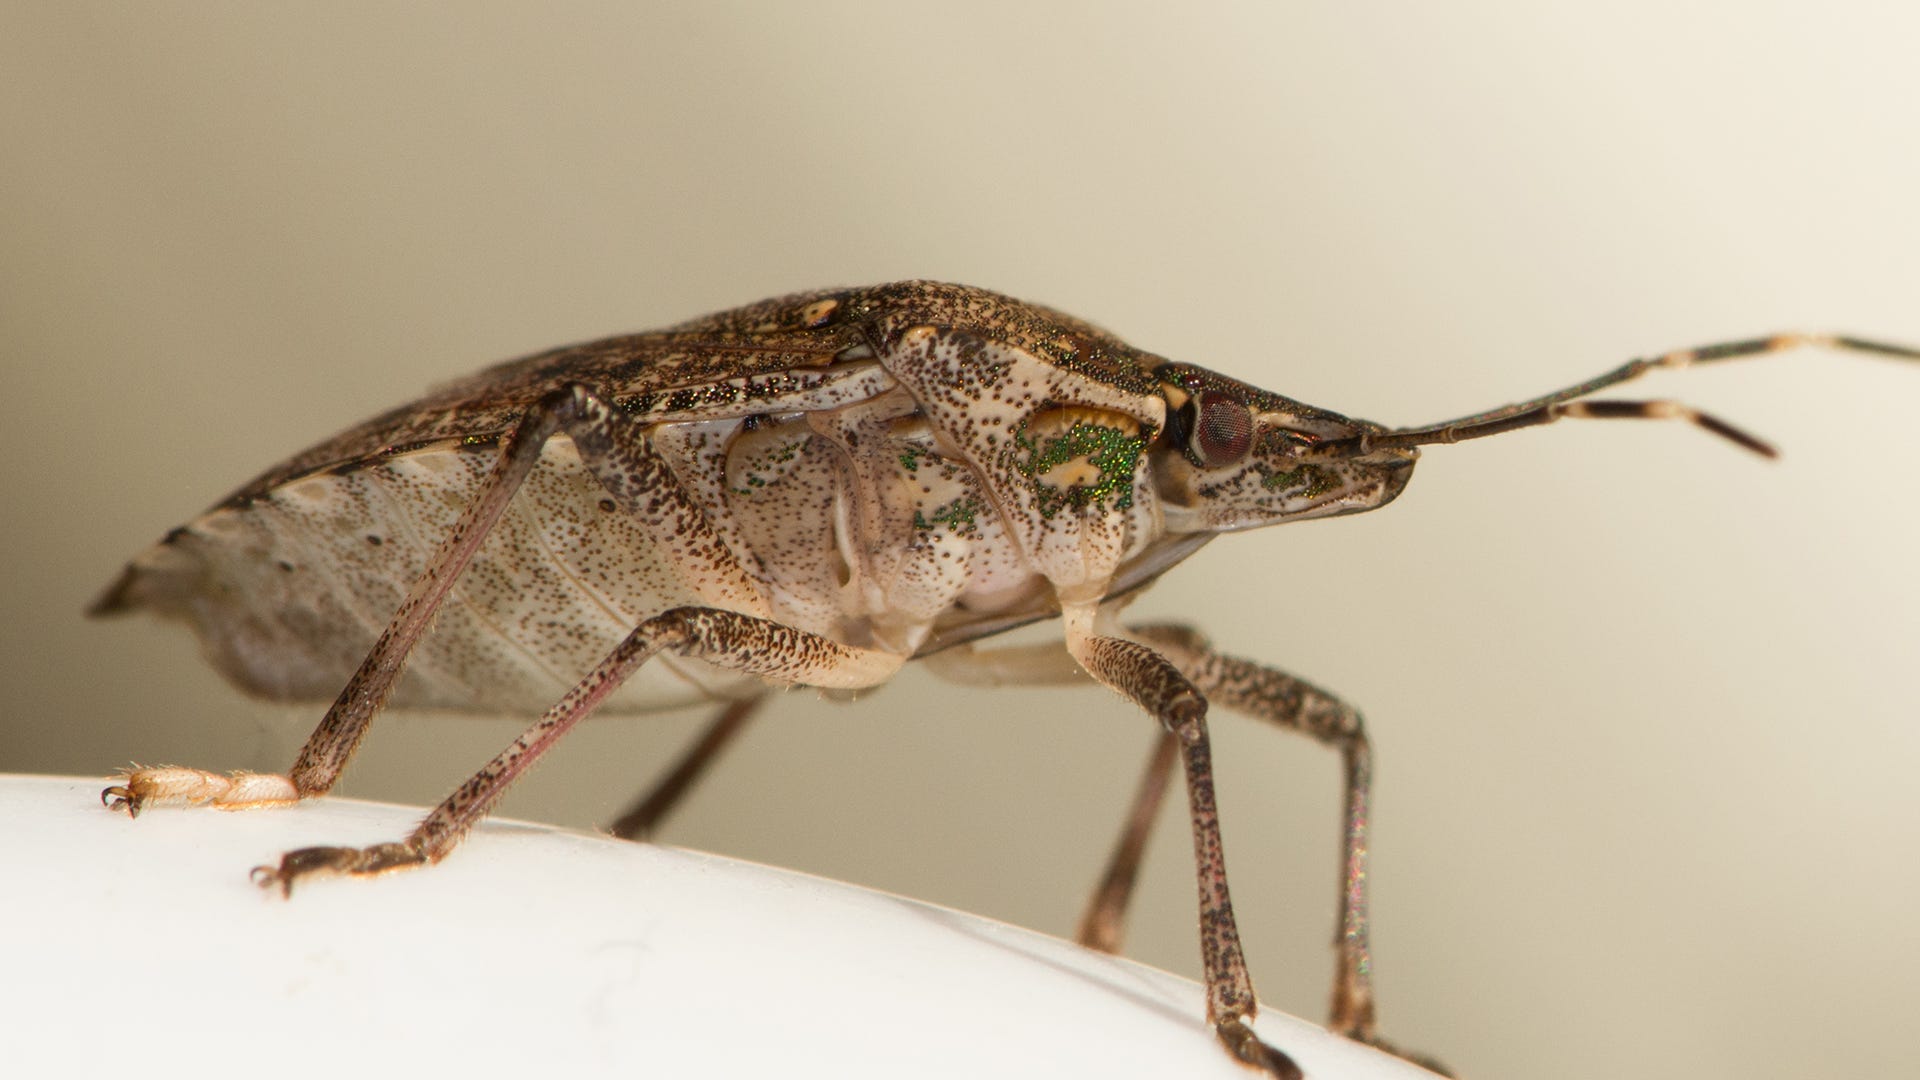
[[120, 418, 1057, 714]]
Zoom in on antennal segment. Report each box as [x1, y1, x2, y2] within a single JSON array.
[[1331, 333, 1918, 460]]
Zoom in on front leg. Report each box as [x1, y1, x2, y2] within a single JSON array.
[[254, 607, 902, 895], [1060, 603, 1301, 1080], [1133, 623, 1447, 1074]]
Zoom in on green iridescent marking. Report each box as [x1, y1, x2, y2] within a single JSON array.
[[1014, 419, 1147, 518], [913, 494, 983, 535], [730, 435, 804, 496], [1261, 463, 1340, 499]]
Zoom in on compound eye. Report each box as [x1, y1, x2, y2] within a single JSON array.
[[1188, 389, 1253, 468]]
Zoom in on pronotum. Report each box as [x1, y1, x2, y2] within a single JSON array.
[[93, 280, 1917, 1077]]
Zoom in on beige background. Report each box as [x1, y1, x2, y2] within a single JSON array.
[[4, 5, 1917, 1079]]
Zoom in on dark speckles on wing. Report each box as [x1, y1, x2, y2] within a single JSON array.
[[213, 283, 1169, 510], [848, 282, 1166, 398], [213, 287, 868, 507]]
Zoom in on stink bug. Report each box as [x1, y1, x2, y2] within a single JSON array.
[[92, 281, 1917, 1077]]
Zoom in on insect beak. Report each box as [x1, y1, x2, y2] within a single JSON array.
[[1371, 445, 1418, 499], [1325, 442, 1417, 511], [1342, 427, 1418, 499]]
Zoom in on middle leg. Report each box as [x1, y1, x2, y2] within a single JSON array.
[[607, 696, 765, 841]]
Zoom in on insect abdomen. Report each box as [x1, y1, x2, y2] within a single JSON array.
[[98, 441, 765, 713]]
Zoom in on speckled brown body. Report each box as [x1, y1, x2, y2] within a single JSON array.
[[94, 281, 1433, 1077], [101, 282, 1907, 1078], [98, 282, 1314, 714]]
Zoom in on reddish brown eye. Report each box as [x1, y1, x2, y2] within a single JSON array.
[[1189, 389, 1253, 468]]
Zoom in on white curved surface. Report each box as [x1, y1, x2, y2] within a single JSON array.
[[2, 774, 1432, 1080]]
